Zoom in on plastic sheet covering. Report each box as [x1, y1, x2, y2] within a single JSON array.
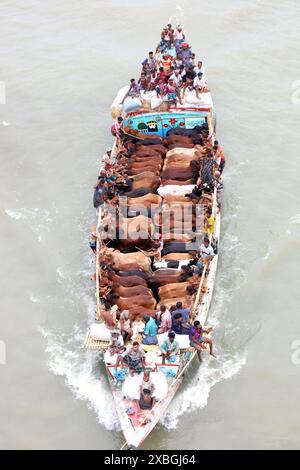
[[158, 332, 190, 349], [122, 371, 168, 401], [90, 322, 111, 341], [123, 97, 143, 113], [153, 259, 192, 269], [157, 184, 195, 197]]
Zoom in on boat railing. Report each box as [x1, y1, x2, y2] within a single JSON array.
[[95, 138, 119, 322]]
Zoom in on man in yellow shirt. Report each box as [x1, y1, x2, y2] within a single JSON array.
[[204, 208, 215, 236]]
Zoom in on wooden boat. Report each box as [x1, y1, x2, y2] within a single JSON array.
[[83, 26, 222, 449]]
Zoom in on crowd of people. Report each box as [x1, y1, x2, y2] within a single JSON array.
[[120, 24, 209, 109], [103, 299, 216, 367]]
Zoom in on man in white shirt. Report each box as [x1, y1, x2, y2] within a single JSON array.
[[199, 237, 215, 261], [169, 69, 182, 87], [102, 147, 113, 167], [193, 72, 208, 98], [173, 25, 185, 49], [194, 60, 206, 79]]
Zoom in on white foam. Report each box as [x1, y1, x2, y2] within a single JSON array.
[[290, 214, 300, 224], [29, 293, 40, 303], [5, 209, 26, 220], [56, 267, 65, 282], [39, 326, 120, 431], [262, 247, 272, 260], [161, 352, 247, 429], [5, 207, 54, 241]]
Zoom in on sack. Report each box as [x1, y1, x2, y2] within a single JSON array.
[[151, 96, 163, 109], [123, 97, 142, 113], [90, 322, 111, 342]]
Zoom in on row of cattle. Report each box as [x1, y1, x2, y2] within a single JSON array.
[[99, 126, 210, 320]]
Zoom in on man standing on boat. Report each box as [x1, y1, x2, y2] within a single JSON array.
[[142, 51, 157, 75], [213, 140, 226, 173], [173, 25, 185, 50]]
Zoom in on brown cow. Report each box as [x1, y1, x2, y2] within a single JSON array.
[[162, 194, 192, 203], [107, 249, 152, 272], [149, 269, 183, 287], [113, 284, 153, 297], [160, 179, 193, 186], [116, 294, 157, 310], [168, 142, 195, 149], [136, 144, 167, 155], [162, 252, 194, 260], [130, 154, 163, 164], [128, 306, 156, 320], [129, 171, 160, 182], [129, 163, 162, 173], [127, 193, 162, 207], [131, 174, 161, 190], [166, 146, 202, 158], [108, 272, 148, 287], [167, 135, 193, 146], [133, 148, 161, 158], [161, 168, 195, 181], [158, 281, 191, 299], [162, 232, 195, 243], [128, 166, 161, 176]]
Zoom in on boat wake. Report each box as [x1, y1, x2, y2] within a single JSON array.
[[41, 321, 246, 432], [40, 325, 121, 431], [5, 207, 55, 242], [161, 351, 246, 429]]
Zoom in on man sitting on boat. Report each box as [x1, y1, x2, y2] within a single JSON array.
[[171, 301, 191, 323], [160, 332, 180, 364], [172, 312, 191, 335], [117, 341, 146, 376], [104, 329, 125, 365], [119, 310, 133, 342], [142, 315, 158, 345], [142, 51, 157, 75], [189, 320, 216, 362], [139, 389, 153, 410], [140, 369, 155, 396], [156, 305, 172, 334], [197, 237, 215, 270]]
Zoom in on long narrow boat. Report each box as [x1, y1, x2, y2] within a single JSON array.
[[83, 26, 222, 449]]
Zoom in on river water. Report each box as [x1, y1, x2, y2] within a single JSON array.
[[1, 0, 300, 450]]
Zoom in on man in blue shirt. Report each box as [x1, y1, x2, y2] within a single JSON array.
[[142, 315, 158, 345], [171, 301, 191, 324], [172, 313, 191, 335]]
